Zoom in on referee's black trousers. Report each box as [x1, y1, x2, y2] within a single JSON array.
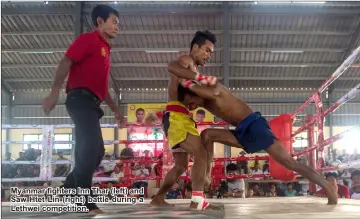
[[62, 89, 105, 211]]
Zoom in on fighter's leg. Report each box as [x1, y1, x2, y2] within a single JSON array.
[[201, 129, 243, 188], [179, 134, 208, 192], [179, 134, 219, 210], [265, 141, 338, 205], [150, 152, 189, 207]]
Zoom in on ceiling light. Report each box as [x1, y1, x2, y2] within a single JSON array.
[[145, 50, 179, 53], [270, 50, 304, 53], [293, 1, 326, 4]]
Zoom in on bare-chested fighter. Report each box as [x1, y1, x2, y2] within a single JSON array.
[[149, 30, 219, 210], [176, 80, 338, 205]]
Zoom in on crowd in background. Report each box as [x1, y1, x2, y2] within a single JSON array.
[[2, 110, 360, 201]]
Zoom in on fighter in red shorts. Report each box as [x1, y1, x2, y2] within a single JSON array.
[[178, 80, 338, 205]]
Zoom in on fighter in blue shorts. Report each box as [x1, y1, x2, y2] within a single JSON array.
[[179, 80, 338, 205]]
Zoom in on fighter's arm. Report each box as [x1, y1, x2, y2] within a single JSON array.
[[167, 56, 198, 80], [181, 80, 221, 100], [168, 56, 217, 85]]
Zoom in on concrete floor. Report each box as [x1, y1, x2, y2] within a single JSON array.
[[2, 197, 360, 219]]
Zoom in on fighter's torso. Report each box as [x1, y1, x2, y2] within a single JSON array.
[[167, 58, 197, 102], [203, 87, 252, 126]]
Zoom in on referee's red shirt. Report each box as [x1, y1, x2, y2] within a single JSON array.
[[65, 30, 111, 101]]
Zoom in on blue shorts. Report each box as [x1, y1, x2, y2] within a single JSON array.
[[230, 112, 277, 154]]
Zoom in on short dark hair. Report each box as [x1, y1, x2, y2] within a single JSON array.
[[190, 30, 217, 51], [136, 108, 145, 114], [351, 170, 360, 180], [325, 172, 338, 179], [226, 163, 238, 172], [177, 83, 198, 102], [196, 109, 205, 116], [92, 5, 119, 27]]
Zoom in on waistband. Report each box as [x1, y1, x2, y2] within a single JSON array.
[[67, 88, 101, 105], [165, 101, 189, 115]]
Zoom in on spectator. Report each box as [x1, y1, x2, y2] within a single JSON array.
[[247, 189, 254, 198], [341, 169, 352, 188], [252, 183, 264, 197], [140, 150, 152, 173], [225, 163, 245, 198], [133, 164, 149, 189], [120, 144, 135, 161], [236, 151, 248, 174], [5, 152, 15, 162], [314, 172, 350, 199], [251, 165, 263, 180], [29, 168, 43, 186], [266, 184, 277, 197], [350, 170, 360, 200], [285, 183, 297, 197], [262, 160, 269, 174], [2, 152, 15, 178], [110, 166, 124, 183], [24, 144, 37, 161], [14, 168, 26, 187], [15, 152, 28, 176], [101, 154, 116, 175], [252, 160, 261, 170], [166, 182, 182, 199], [54, 152, 71, 177]]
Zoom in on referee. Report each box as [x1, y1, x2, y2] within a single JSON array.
[[42, 5, 125, 214]]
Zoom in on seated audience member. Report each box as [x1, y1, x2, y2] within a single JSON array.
[[247, 189, 254, 198], [140, 150, 152, 173], [236, 151, 248, 174], [341, 169, 352, 188], [262, 161, 269, 174], [298, 180, 310, 196], [133, 164, 149, 189], [251, 165, 264, 180], [14, 168, 26, 187], [252, 183, 264, 197], [266, 184, 277, 197], [225, 163, 245, 198], [314, 172, 350, 199], [111, 166, 124, 184], [285, 183, 297, 197], [54, 152, 71, 177], [30, 168, 43, 186], [166, 182, 182, 199], [252, 160, 261, 171], [350, 170, 360, 200], [101, 155, 116, 175]]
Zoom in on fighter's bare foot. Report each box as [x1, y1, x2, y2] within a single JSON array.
[[150, 198, 175, 207], [325, 184, 338, 205], [88, 209, 104, 215]]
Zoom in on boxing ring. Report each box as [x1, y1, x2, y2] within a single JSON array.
[[2, 46, 360, 218]]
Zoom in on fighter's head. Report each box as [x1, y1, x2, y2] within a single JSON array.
[[92, 5, 120, 39], [190, 30, 216, 66], [177, 83, 204, 110]]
